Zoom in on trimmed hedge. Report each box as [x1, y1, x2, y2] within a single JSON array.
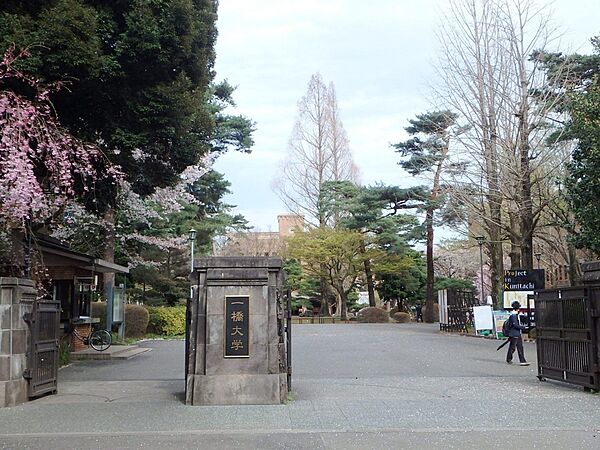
[[126, 305, 149, 338], [91, 302, 149, 338], [389, 306, 411, 318], [147, 306, 186, 336], [392, 312, 411, 323], [357, 307, 389, 323]]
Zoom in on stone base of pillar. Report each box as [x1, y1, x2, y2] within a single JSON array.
[[0, 277, 36, 408], [0, 374, 29, 407], [187, 373, 287, 405]]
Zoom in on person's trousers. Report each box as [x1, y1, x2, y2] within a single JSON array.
[[506, 336, 526, 363]]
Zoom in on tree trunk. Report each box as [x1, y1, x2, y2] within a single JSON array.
[[424, 206, 435, 323], [488, 220, 504, 309], [424, 150, 445, 323], [509, 211, 521, 269], [484, 127, 504, 309], [568, 243, 581, 286], [517, 33, 534, 271], [319, 276, 329, 316], [363, 251, 376, 307], [339, 291, 348, 320]]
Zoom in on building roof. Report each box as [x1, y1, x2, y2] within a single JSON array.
[[36, 234, 129, 274]]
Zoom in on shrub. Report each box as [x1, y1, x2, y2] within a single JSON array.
[[125, 304, 149, 338], [357, 307, 389, 323], [91, 302, 149, 338], [528, 327, 537, 340], [59, 337, 71, 366], [422, 303, 439, 322], [147, 306, 186, 336], [392, 312, 411, 323]]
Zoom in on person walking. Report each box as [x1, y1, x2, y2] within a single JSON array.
[[506, 300, 530, 366], [415, 304, 423, 323]]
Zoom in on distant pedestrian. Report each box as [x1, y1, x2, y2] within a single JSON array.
[[415, 304, 423, 323], [506, 301, 530, 366]]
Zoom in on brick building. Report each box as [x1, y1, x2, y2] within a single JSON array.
[[215, 214, 304, 257]]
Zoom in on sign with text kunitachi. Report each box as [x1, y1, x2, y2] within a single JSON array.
[[224, 296, 250, 358], [503, 269, 545, 291], [503, 269, 544, 309]]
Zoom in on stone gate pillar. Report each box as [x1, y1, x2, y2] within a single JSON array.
[[0, 278, 36, 407], [186, 257, 288, 405]]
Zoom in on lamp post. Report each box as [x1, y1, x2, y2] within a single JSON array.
[[534, 252, 541, 270], [189, 228, 197, 273], [475, 236, 485, 303]]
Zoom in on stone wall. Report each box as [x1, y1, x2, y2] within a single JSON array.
[[187, 257, 288, 405], [0, 278, 36, 407]]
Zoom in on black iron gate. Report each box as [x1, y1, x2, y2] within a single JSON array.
[[23, 298, 60, 398], [535, 287, 600, 391], [440, 289, 477, 332]]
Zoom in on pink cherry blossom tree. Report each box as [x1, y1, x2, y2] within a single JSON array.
[[0, 46, 119, 230]]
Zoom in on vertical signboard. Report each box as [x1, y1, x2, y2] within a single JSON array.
[[224, 296, 250, 358], [503, 269, 545, 309]]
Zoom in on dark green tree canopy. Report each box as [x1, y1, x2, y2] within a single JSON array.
[[539, 36, 600, 255], [1, 0, 221, 202]]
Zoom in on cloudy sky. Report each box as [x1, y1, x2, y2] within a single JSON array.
[[213, 0, 600, 231]]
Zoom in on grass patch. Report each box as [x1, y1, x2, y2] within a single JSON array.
[[59, 339, 71, 367], [285, 391, 294, 404]]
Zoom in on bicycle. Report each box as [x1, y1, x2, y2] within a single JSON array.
[[71, 325, 112, 351]]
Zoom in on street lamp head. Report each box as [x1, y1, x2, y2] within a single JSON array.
[[475, 235, 485, 245], [534, 252, 541, 261], [189, 228, 197, 241]]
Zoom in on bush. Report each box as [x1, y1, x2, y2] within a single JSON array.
[[528, 327, 537, 340], [422, 303, 439, 322], [125, 304, 149, 338], [392, 312, 411, 323], [147, 306, 186, 336], [91, 302, 149, 338], [357, 307, 389, 323], [59, 337, 71, 366]]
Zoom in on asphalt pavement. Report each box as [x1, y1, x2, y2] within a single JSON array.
[[0, 324, 598, 449]]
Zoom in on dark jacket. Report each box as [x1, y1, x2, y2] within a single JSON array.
[[507, 313, 527, 338]]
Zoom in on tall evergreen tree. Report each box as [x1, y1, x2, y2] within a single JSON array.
[[322, 181, 425, 307], [392, 111, 458, 320]]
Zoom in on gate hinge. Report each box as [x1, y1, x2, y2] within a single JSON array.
[[22, 369, 31, 380], [22, 312, 33, 324]]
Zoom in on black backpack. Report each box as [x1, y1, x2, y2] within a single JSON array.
[[502, 317, 512, 336]]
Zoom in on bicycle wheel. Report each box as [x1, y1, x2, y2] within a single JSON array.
[[90, 329, 112, 351]]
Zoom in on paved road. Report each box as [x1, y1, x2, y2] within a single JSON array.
[[1, 324, 598, 449]]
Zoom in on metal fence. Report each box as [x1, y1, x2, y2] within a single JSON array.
[[439, 289, 477, 332], [23, 298, 60, 398], [292, 316, 354, 324], [535, 286, 600, 391]]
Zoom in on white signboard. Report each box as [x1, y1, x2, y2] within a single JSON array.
[[503, 291, 535, 309], [358, 291, 369, 305], [473, 305, 494, 331], [438, 289, 448, 325]]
